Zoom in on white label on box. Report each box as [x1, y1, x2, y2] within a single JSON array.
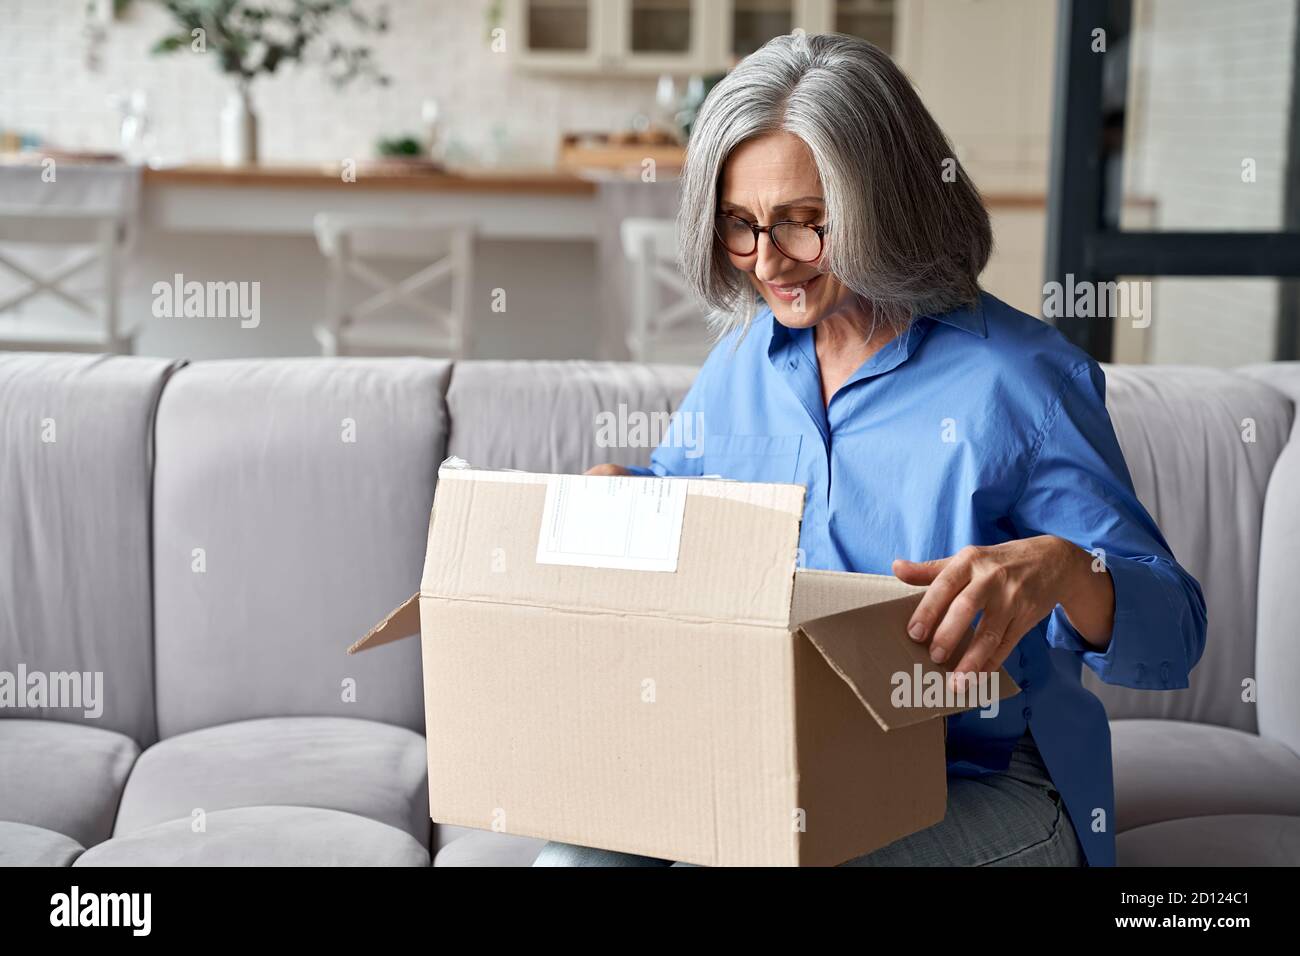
[[536, 475, 687, 573]]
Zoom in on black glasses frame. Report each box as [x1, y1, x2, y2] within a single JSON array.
[[713, 213, 828, 263]]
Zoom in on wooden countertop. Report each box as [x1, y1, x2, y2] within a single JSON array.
[[140, 163, 1105, 212], [143, 163, 598, 195]]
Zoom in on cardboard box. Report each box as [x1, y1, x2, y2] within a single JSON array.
[[349, 462, 1018, 866]]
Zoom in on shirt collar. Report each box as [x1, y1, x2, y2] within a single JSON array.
[[927, 293, 988, 338], [764, 291, 987, 361]]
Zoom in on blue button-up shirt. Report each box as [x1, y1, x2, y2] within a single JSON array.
[[630, 291, 1207, 866]]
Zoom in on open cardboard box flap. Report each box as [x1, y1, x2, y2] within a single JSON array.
[[348, 592, 420, 654], [798, 593, 1019, 731]]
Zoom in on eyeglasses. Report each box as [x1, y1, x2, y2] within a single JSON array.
[[714, 213, 827, 263]]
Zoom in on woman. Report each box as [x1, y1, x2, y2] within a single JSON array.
[[536, 32, 1205, 867]]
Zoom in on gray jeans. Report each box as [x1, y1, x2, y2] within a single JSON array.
[[532, 730, 1084, 866]]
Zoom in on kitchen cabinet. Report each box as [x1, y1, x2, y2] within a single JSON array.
[[508, 0, 607, 71], [829, 0, 897, 52], [508, 0, 897, 75]]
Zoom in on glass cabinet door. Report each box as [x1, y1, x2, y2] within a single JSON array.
[[833, 0, 896, 53], [521, 0, 595, 55], [617, 0, 715, 73], [629, 0, 694, 54], [731, 0, 795, 58]]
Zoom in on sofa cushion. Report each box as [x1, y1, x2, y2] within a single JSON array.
[[1237, 362, 1300, 758], [0, 718, 139, 846], [1089, 366, 1293, 732], [112, 716, 429, 844], [0, 353, 178, 745], [434, 823, 477, 852], [1117, 814, 1300, 867], [77, 805, 428, 866], [446, 360, 697, 472], [434, 830, 547, 867], [151, 358, 451, 739], [1112, 719, 1300, 832], [0, 821, 84, 867]]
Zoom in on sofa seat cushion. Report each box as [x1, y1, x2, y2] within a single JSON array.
[[1113, 720, 1300, 831], [0, 719, 140, 846], [113, 717, 429, 844], [0, 821, 85, 866], [76, 805, 428, 866], [434, 831, 548, 867], [434, 823, 478, 852], [1118, 814, 1300, 866]]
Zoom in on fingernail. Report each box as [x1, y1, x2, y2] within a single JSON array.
[[908, 622, 926, 642], [930, 645, 947, 664]]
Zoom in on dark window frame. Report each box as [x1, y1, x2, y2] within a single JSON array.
[[1044, 0, 1300, 361]]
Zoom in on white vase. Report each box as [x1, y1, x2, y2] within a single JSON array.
[[220, 86, 258, 166]]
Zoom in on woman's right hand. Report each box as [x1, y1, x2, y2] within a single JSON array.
[[585, 464, 631, 477]]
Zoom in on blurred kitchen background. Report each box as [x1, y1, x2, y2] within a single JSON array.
[[0, 0, 1297, 365]]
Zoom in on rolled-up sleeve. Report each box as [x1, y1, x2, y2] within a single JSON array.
[[1011, 361, 1207, 689]]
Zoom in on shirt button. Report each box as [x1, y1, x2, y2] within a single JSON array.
[[1020, 679, 1031, 691], [787, 359, 798, 370], [1022, 706, 1033, 721], [1160, 661, 1172, 685], [1136, 663, 1147, 684]]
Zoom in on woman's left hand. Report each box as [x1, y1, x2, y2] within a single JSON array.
[[892, 535, 1114, 685]]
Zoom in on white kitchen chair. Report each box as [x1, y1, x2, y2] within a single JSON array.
[[0, 207, 134, 353], [619, 217, 711, 364], [313, 214, 475, 358]]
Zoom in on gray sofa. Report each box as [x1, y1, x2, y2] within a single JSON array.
[[1, 352, 1298, 866]]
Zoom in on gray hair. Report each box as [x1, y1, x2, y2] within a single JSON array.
[[679, 32, 992, 337]]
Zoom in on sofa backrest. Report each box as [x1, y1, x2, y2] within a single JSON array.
[[11, 352, 1294, 749], [1238, 362, 1300, 755], [151, 358, 450, 739], [0, 353, 177, 745], [445, 360, 698, 472], [1090, 365, 1293, 732]]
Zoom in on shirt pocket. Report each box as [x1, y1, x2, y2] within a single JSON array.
[[702, 433, 803, 484]]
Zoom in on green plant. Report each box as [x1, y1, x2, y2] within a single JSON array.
[[149, 0, 390, 87], [376, 134, 422, 157]]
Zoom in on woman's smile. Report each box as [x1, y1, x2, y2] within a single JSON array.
[[762, 272, 823, 303]]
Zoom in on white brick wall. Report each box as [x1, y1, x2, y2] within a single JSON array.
[[1122, 0, 1297, 365], [1, 0, 660, 166]]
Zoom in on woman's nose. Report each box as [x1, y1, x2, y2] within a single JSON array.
[[753, 230, 792, 280]]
